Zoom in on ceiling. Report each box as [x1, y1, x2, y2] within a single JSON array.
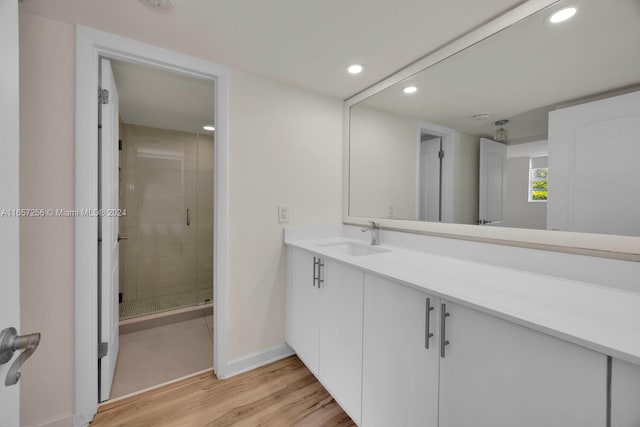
[[358, 0, 640, 143], [20, 0, 526, 99], [110, 60, 215, 134]]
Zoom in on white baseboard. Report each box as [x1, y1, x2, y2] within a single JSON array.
[[221, 343, 294, 379], [25, 414, 75, 427]]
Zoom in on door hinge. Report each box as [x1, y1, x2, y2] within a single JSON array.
[[98, 342, 108, 359], [98, 87, 109, 105], [438, 150, 445, 159]]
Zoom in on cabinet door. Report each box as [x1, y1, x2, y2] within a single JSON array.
[[319, 260, 364, 424], [439, 301, 606, 427], [286, 248, 320, 375], [612, 358, 640, 427], [362, 274, 440, 427]]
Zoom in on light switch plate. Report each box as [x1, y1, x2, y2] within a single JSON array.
[[278, 204, 290, 224]]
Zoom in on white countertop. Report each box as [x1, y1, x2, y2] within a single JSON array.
[[285, 233, 640, 366]]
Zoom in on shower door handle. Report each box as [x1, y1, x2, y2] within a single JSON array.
[[118, 234, 128, 242], [186, 208, 191, 226]]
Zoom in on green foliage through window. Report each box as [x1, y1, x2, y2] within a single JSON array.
[[532, 181, 547, 190], [529, 166, 548, 202], [531, 191, 547, 200]]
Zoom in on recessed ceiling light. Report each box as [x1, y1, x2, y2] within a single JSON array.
[[548, 7, 577, 24], [203, 125, 215, 131], [403, 86, 418, 94], [140, 0, 174, 11], [347, 64, 364, 74], [472, 113, 492, 120]]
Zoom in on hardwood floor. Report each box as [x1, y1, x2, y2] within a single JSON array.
[[92, 355, 356, 427]]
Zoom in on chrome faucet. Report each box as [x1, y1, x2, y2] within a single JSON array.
[[361, 221, 380, 246]]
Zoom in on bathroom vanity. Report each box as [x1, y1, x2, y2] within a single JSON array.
[[284, 226, 640, 427], [286, 0, 640, 424]]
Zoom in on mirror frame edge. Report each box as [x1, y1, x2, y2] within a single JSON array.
[[342, 0, 640, 262]]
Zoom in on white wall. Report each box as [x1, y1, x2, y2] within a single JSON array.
[[349, 105, 418, 219], [19, 11, 76, 427], [504, 157, 547, 230], [18, 10, 342, 426], [226, 69, 342, 361], [454, 132, 479, 225], [349, 106, 479, 224]]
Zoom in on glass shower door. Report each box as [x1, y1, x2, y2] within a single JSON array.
[[119, 125, 212, 320]]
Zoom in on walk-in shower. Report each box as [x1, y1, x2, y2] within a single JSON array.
[[109, 57, 215, 321], [118, 124, 214, 320]]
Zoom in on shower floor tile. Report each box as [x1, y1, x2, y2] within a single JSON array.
[[119, 289, 213, 320], [109, 315, 213, 399]]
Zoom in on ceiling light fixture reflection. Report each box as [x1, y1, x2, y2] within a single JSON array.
[[549, 7, 577, 23], [494, 119, 509, 142], [348, 64, 364, 74], [203, 125, 215, 131], [403, 86, 418, 94]]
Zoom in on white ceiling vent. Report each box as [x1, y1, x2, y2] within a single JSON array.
[[139, 0, 174, 12]]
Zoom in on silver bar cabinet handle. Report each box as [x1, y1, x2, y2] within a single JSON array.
[[312, 256, 317, 287], [425, 298, 434, 349], [317, 259, 325, 288], [186, 208, 191, 226], [440, 303, 450, 358]]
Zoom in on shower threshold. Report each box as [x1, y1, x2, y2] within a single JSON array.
[[119, 289, 213, 321]]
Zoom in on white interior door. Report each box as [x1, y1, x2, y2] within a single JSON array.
[[419, 137, 442, 221], [99, 58, 120, 402], [479, 138, 506, 225], [0, 1, 21, 424]]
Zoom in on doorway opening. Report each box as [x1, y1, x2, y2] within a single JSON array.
[[98, 58, 216, 401], [416, 122, 456, 223], [75, 27, 229, 425], [418, 132, 444, 222]]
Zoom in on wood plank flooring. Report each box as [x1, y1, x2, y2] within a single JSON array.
[[91, 355, 356, 427]]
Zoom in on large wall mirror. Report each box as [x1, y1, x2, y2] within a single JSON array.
[[346, 0, 640, 256]]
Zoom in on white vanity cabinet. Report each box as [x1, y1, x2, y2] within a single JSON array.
[[285, 247, 364, 424], [438, 300, 607, 427], [319, 260, 364, 424], [362, 274, 440, 427], [361, 276, 607, 427], [611, 358, 640, 427], [286, 247, 321, 375], [286, 242, 623, 427]]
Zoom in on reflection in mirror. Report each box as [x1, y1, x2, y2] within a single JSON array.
[[348, 0, 640, 237]]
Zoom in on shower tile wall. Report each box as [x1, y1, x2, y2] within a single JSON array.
[[119, 124, 213, 318]]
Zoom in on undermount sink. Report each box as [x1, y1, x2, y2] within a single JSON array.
[[318, 241, 391, 257]]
